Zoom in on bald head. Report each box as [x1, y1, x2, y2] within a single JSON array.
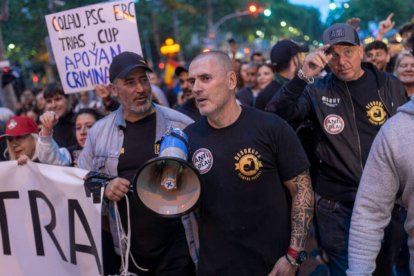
[[188, 50, 239, 124], [190, 51, 234, 75]]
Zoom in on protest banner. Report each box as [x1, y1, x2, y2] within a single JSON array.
[[0, 161, 102, 275], [45, 0, 142, 93]]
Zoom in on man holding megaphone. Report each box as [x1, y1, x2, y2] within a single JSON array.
[[77, 52, 198, 276], [185, 51, 314, 276]]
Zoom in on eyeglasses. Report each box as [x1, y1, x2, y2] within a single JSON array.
[[6, 134, 31, 142]]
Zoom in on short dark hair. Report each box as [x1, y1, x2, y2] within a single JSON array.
[[43, 82, 66, 100], [228, 38, 236, 44], [364, 41, 388, 53], [398, 22, 414, 36], [74, 108, 104, 124], [258, 63, 276, 73], [250, 52, 264, 61]]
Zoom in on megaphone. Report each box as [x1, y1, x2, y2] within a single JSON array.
[[133, 128, 201, 217]]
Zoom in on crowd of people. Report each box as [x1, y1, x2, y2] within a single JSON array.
[[1, 12, 414, 276]]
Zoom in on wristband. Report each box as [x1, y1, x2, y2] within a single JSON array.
[[287, 247, 299, 259], [297, 69, 314, 84], [285, 254, 300, 267]]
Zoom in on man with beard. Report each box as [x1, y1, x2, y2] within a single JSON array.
[[185, 50, 313, 275], [174, 66, 201, 121], [236, 62, 261, 107], [255, 39, 308, 110], [78, 52, 198, 275]]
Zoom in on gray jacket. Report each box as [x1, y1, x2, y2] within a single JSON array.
[[77, 104, 199, 265], [37, 135, 72, 166], [347, 96, 414, 275]]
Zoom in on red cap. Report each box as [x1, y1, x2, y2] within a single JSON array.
[[0, 116, 38, 139]]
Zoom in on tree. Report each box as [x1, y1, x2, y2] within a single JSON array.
[[327, 0, 413, 33], [2, 0, 326, 85]]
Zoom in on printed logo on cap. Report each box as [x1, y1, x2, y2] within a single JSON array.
[[324, 114, 345, 135], [192, 148, 213, 174], [7, 119, 17, 130], [234, 148, 263, 181], [329, 28, 345, 40], [366, 101, 387, 125]]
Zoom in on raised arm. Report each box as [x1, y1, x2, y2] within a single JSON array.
[[37, 111, 72, 166], [266, 45, 332, 123]]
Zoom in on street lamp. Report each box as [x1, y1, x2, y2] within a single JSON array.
[[205, 4, 265, 49]]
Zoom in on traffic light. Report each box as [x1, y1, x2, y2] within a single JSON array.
[[264, 8, 271, 17], [248, 4, 257, 13], [329, 0, 337, 10]]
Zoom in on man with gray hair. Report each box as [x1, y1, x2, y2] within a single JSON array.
[[78, 51, 197, 275], [185, 50, 313, 275], [266, 23, 407, 275]]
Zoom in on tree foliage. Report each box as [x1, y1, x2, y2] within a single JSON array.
[[327, 0, 413, 31], [2, 0, 325, 69]]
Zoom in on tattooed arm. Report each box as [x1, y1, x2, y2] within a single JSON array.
[[268, 170, 314, 276]]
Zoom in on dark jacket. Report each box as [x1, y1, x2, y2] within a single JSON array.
[[53, 111, 77, 148], [266, 63, 408, 201], [175, 100, 201, 121], [236, 87, 255, 107], [255, 74, 289, 110]]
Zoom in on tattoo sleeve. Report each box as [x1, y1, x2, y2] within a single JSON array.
[[286, 169, 314, 250]]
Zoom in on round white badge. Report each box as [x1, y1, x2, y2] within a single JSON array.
[[324, 114, 345, 135], [192, 148, 213, 174]]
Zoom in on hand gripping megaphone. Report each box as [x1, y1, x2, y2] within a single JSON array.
[[133, 128, 201, 217]]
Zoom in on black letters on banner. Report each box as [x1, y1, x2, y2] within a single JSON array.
[[28, 190, 68, 262], [85, 8, 106, 26], [68, 199, 102, 274], [0, 191, 19, 255], [113, 2, 135, 21]]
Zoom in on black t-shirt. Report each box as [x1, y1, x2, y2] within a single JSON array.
[[117, 113, 183, 270], [184, 106, 309, 276], [343, 69, 386, 165]]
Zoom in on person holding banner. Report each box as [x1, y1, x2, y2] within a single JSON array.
[[78, 51, 197, 275], [184, 50, 313, 275], [1, 116, 39, 165]]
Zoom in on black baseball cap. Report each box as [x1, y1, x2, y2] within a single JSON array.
[[109, 51, 152, 83], [270, 40, 309, 66], [323, 23, 360, 47], [175, 66, 188, 77]]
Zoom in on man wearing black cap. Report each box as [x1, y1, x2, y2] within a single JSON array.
[[174, 66, 201, 121], [267, 23, 408, 275], [255, 39, 308, 110], [78, 51, 197, 275]]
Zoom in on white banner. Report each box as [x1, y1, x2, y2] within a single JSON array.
[[45, 0, 142, 93], [0, 161, 102, 275]]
